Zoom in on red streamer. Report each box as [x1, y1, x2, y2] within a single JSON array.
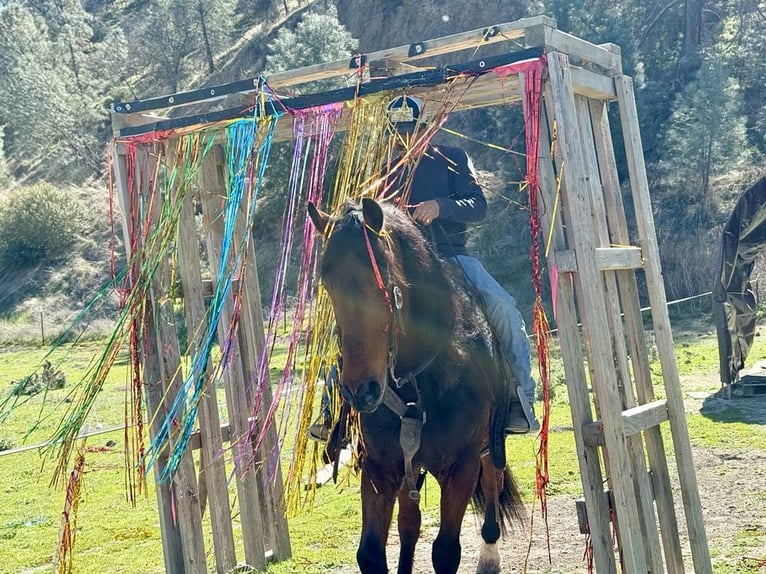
[[54, 449, 86, 574], [521, 55, 554, 560]]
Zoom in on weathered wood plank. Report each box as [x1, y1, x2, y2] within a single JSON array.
[[229, 141, 292, 561], [588, 97, 685, 572], [175, 149, 238, 573], [582, 400, 669, 447], [547, 52, 647, 572], [526, 25, 621, 74], [616, 75, 713, 573], [575, 93, 664, 573], [263, 16, 555, 89], [538, 81, 617, 573], [143, 144, 208, 574], [570, 66, 616, 100], [112, 145, 186, 574], [198, 151, 268, 570], [622, 400, 670, 436], [554, 246, 642, 272]]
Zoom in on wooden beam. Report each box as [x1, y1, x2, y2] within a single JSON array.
[[582, 400, 669, 447], [110, 15, 625, 136], [526, 25, 622, 74], [539, 79, 617, 573], [575, 92, 665, 573], [571, 66, 616, 100], [147, 155, 208, 573], [198, 151, 268, 570], [554, 246, 643, 272], [616, 75, 713, 573], [189, 422, 233, 450], [547, 52, 647, 572], [175, 171, 238, 572], [623, 400, 670, 437], [113, 48, 543, 138], [588, 97, 686, 572]]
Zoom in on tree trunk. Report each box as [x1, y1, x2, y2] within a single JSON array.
[[680, 0, 703, 81], [197, 1, 216, 74], [701, 135, 712, 200]]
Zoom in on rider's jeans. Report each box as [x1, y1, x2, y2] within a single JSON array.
[[453, 254, 537, 402]]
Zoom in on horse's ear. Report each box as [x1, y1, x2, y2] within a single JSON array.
[[361, 198, 384, 234], [307, 201, 330, 235]]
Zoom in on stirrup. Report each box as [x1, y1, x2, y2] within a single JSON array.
[[308, 419, 331, 442], [506, 385, 540, 434]]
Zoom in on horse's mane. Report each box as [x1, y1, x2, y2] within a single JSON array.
[[321, 200, 487, 364]]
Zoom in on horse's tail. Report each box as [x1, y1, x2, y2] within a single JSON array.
[[473, 462, 525, 539]]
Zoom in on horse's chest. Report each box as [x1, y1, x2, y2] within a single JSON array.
[[360, 396, 489, 475]]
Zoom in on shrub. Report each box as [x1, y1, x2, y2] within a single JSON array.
[[10, 360, 66, 396], [0, 183, 86, 267]]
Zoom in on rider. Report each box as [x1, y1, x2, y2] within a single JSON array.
[[308, 95, 539, 441], [383, 94, 538, 434]]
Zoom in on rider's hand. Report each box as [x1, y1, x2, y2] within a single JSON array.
[[412, 200, 440, 225]]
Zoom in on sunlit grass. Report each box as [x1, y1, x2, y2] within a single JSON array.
[[1, 321, 764, 572]]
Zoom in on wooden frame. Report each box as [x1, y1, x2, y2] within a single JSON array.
[[109, 16, 712, 573]]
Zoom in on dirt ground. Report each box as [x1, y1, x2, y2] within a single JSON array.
[[332, 374, 766, 573]]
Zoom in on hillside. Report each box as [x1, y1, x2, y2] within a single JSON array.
[[0, 0, 765, 340]]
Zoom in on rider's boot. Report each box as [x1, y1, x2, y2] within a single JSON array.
[[506, 385, 540, 434]]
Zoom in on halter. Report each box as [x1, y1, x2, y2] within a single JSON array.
[[363, 223, 438, 501]]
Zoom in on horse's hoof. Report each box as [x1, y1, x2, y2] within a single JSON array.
[[476, 542, 501, 574]]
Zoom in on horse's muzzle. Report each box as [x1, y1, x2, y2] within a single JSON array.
[[344, 378, 384, 413]]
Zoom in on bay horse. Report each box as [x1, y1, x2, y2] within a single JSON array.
[[308, 198, 524, 574]]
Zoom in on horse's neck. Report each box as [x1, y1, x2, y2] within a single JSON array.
[[396, 260, 454, 369]]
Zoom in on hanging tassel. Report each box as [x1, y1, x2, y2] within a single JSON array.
[[54, 444, 86, 574]]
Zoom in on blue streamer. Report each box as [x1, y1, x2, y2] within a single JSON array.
[[145, 108, 281, 481]]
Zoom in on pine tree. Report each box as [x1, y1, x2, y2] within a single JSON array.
[[0, 1, 127, 181], [265, 5, 359, 92]]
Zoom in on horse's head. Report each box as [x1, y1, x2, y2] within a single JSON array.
[[308, 198, 406, 413]]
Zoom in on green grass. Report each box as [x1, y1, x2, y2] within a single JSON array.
[[708, 526, 766, 574], [0, 323, 764, 573]]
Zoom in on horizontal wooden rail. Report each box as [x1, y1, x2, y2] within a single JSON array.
[[555, 246, 643, 272], [582, 399, 669, 447]]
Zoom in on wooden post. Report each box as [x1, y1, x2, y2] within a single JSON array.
[[546, 51, 648, 572], [173, 140, 239, 573], [197, 149, 268, 570], [143, 144, 208, 573], [615, 75, 713, 574], [229, 146, 292, 561], [537, 91, 617, 573], [111, 143, 185, 573], [574, 95, 665, 573], [588, 98, 686, 573]]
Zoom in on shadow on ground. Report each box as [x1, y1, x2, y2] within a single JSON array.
[[700, 386, 766, 425]]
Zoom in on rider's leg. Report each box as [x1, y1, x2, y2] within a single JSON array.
[[453, 255, 539, 432]]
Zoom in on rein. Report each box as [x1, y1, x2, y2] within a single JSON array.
[[362, 222, 436, 502]]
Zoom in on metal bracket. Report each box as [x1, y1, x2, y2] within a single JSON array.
[[349, 54, 367, 69], [482, 26, 499, 41], [408, 42, 427, 58]]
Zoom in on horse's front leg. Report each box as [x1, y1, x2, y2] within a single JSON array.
[[358, 459, 399, 574], [396, 472, 424, 574], [433, 456, 481, 574]]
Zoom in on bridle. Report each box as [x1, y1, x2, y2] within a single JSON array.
[[360, 222, 438, 501]]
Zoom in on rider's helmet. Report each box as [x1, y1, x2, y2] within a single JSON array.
[[386, 95, 424, 135]]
